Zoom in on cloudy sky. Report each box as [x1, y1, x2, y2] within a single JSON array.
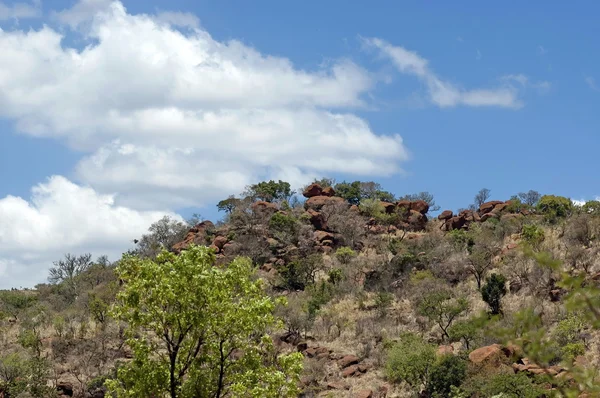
[[1, 0, 599, 288]]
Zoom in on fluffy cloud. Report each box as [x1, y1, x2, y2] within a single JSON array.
[[0, 0, 407, 209], [362, 37, 523, 109], [0, 0, 40, 20], [0, 176, 178, 288]]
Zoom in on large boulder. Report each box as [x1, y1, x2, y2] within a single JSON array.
[[314, 230, 335, 243], [408, 210, 427, 231], [306, 209, 328, 231], [438, 210, 453, 221], [212, 236, 228, 250], [443, 216, 467, 231], [479, 200, 504, 215], [303, 183, 323, 198], [322, 186, 336, 197], [251, 200, 279, 215], [410, 200, 430, 214], [305, 195, 345, 211], [469, 344, 514, 366], [338, 355, 360, 369], [380, 201, 396, 214]]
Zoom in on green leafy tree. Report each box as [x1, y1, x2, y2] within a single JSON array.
[[216, 195, 241, 214], [0, 290, 37, 320], [386, 332, 436, 393], [334, 181, 394, 205], [334, 247, 356, 265], [245, 180, 294, 203], [521, 224, 545, 247], [481, 273, 507, 315], [106, 245, 302, 398], [582, 200, 600, 215], [427, 355, 467, 398], [536, 195, 574, 223], [448, 315, 486, 350], [417, 291, 469, 340]]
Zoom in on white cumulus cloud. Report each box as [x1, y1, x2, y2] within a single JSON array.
[[0, 0, 40, 21], [0, 176, 179, 288]]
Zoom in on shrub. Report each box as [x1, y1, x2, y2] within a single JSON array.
[[278, 254, 323, 291], [427, 355, 467, 398], [374, 292, 394, 317], [447, 229, 475, 252], [481, 273, 507, 315], [582, 200, 600, 215], [553, 314, 586, 361], [448, 315, 485, 350], [335, 247, 356, 265], [536, 195, 574, 223], [469, 371, 544, 398], [386, 332, 436, 392], [521, 224, 545, 247], [417, 290, 469, 340]]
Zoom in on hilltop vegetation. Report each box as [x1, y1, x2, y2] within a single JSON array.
[[2, 179, 600, 397]]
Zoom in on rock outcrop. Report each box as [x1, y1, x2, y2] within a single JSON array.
[[440, 200, 526, 231]]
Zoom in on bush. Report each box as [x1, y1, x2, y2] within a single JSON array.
[[278, 255, 323, 291], [374, 292, 394, 317], [582, 200, 600, 215], [427, 355, 467, 398], [386, 332, 436, 391], [553, 314, 586, 361], [469, 371, 544, 398], [481, 273, 507, 315], [536, 195, 574, 223], [335, 246, 356, 265], [521, 224, 545, 247]]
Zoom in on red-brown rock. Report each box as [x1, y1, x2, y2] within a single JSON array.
[[314, 230, 335, 243], [410, 200, 430, 214], [438, 210, 453, 220], [212, 236, 227, 250], [327, 381, 349, 390], [354, 390, 373, 398], [171, 221, 215, 253], [305, 195, 345, 211], [342, 364, 360, 377], [437, 345, 454, 356], [480, 212, 499, 222], [322, 186, 336, 197], [306, 209, 328, 231], [479, 200, 504, 215], [396, 200, 411, 211], [381, 202, 396, 214], [303, 183, 323, 198], [408, 210, 428, 230], [468, 344, 510, 366], [338, 355, 360, 369], [251, 201, 278, 214]]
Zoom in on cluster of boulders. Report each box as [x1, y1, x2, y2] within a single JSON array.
[[172, 220, 233, 255], [294, 341, 388, 398], [302, 183, 430, 237], [466, 344, 577, 387], [438, 200, 527, 231]]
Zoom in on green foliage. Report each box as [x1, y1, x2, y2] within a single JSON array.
[[582, 200, 600, 215], [18, 329, 43, 357], [0, 353, 53, 397], [334, 180, 394, 205], [447, 229, 474, 251], [278, 254, 322, 291], [216, 195, 241, 214], [268, 212, 298, 242], [468, 371, 544, 398], [427, 355, 467, 398], [106, 245, 302, 398], [374, 292, 394, 317], [552, 313, 586, 361], [417, 290, 469, 340], [536, 194, 574, 223], [448, 315, 486, 350], [0, 290, 37, 320], [306, 281, 335, 321], [386, 332, 436, 391], [88, 294, 110, 325], [245, 180, 294, 202], [521, 224, 545, 247], [410, 269, 435, 283], [334, 246, 356, 265], [359, 198, 385, 218], [327, 268, 343, 285], [481, 273, 507, 315]]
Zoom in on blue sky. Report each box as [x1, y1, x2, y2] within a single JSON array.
[[1, 0, 599, 287]]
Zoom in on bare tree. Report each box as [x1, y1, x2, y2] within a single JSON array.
[[48, 253, 93, 301], [518, 190, 542, 207], [474, 188, 491, 208], [134, 216, 189, 258]]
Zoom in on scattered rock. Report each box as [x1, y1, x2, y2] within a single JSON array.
[[410, 200, 429, 214], [305, 195, 346, 211], [338, 355, 360, 369], [437, 345, 454, 356], [342, 364, 360, 377], [468, 344, 512, 366], [354, 389, 373, 398], [212, 236, 228, 250], [251, 200, 279, 214], [327, 381, 349, 390]]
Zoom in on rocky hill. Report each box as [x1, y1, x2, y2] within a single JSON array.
[[1, 180, 599, 397]]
